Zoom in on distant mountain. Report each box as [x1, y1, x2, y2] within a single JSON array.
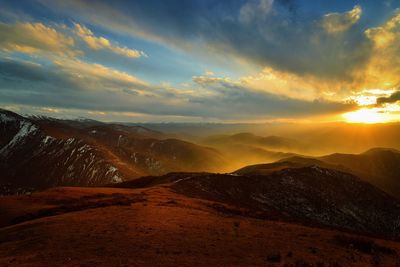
[[319, 148, 400, 198], [234, 158, 335, 176], [235, 148, 400, 198], [117, 166, 400, 238], [201, 132, 303, 168], [203, 132, 304, 151], [125, 122, 400, 154], [290, 122, 400, 154], [0, 109, 226, 194]]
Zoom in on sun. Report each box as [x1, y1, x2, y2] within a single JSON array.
[[342, 108, 387, 124]]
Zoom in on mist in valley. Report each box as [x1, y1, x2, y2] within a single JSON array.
[[141, 121, 400, 172]]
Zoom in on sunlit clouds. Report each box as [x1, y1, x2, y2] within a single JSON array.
[[74, 23, 146, 58], [0, 22, 76, 56], [323, 5, 362, 33], [0, 0, 400, 123], [343, 104, 400, 124]]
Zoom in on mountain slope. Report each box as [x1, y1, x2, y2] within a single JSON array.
[[236, 148, 400, 198], [118, 166, 400, 238], [174, 167, 400, 238], [1, 186, 399, 266], [0, 109, 226, 194], [0, 110, 137, 193], [203, 132, 304, 152], [201, 132, 302, 169], [234, 157, 336, 176], [319, 148, 400, 197], [35, 116, 227, 175]]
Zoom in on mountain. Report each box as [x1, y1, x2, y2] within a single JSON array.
[[236, 148, 400, 198], [203, 132, 304, 151], [0, 109, 226, 194], [122, 166, 400, 238], [200, 132, 303, 169], [319, 148, 400, 197], [131, 163, 400, 241], [1, 168, 400, 266], [238, 148, 400, 198], [233, 157, 335, 176]]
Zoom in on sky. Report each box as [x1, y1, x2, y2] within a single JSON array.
[[0, 0, 400, 123]]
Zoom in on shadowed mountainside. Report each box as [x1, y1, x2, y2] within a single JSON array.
[[118, 166, 400, 238], [0, 109, 226, 194], [236, 148, 400, 198], [320, 148, 400, 197]]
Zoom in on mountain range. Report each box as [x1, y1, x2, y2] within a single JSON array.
[[0, 109, 226, 194], [2, 109, 400, 265], [236, 148, 400, 198]]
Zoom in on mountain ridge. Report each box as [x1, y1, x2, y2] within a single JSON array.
[[235, 148, 400, 198], [0, 109, 227, 194]]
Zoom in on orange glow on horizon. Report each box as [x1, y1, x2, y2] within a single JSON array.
[[342, 106, 400, 124]]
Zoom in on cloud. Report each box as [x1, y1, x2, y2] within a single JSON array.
[[235, 9, 400, 103], [52, 58, 148, 90], [2, 1, 398, 121], [36, 0, 372, 83], [0, 58, 48, 82], [192, 75, 238, 87], [74, 23, 146, 58], [239, 0, 274, 24], [0, 20, 147, 64], [376, 90, 400, 105], [349, 11, 400, 91], [0, 57, 354, 121], [0, 22, 76, 56], [239, 67, 320, 100], [190, 74, 355, 119], [322, 5, 362, 33]]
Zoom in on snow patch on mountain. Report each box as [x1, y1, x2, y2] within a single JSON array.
[[42, 135, 56, 145], [0, 121, 37, 156], [106, 166, 122, 183], [0, 113, 16, 123]]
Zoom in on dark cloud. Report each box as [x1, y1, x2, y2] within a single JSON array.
[[0, 59, 48, 82], [376, 90, 400, 105]]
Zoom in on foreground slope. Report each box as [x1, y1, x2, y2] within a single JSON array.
[[1, 186, 399, 266]]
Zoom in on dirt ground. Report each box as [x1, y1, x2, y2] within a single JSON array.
[[0, 186, 399, 266]]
